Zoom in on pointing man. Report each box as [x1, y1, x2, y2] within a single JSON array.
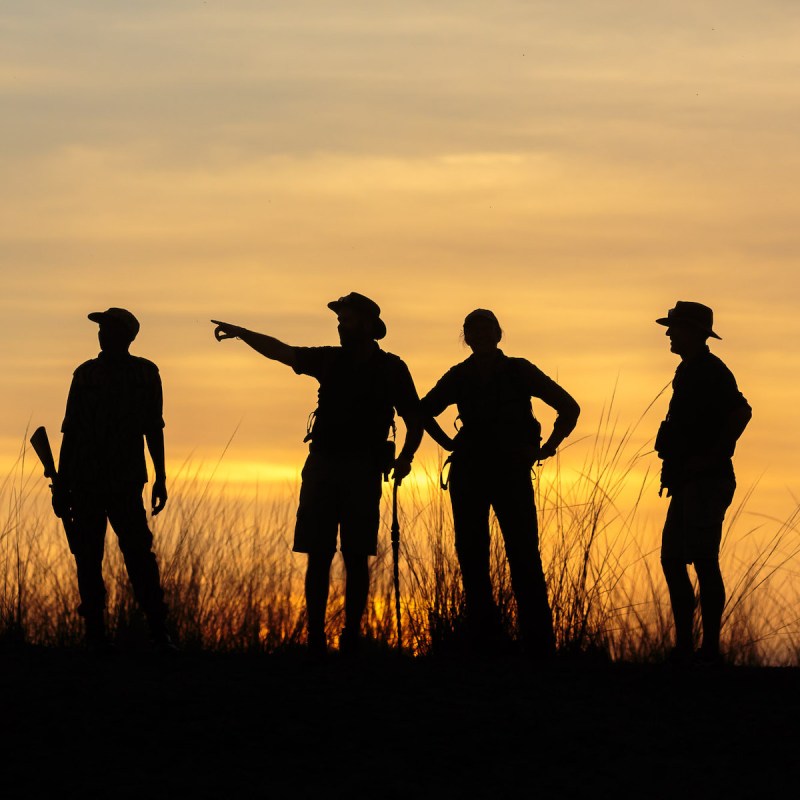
[[213, 293, 423, 655]]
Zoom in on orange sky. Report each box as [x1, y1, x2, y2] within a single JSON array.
[[2, 2, 800, 528]]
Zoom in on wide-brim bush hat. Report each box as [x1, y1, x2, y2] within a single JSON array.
[[327, 292, 386, 340], [656, 301, 721, 340]]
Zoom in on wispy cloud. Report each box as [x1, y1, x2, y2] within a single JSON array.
[[1, 1, 798, 517]]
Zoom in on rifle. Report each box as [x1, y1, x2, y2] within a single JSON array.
[[29, 426, 78, 551]]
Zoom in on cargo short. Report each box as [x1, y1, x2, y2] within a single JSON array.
[[661, 476, 736, 564], [293, 451, 384, 556]]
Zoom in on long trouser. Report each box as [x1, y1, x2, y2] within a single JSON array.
[[660, 476, 735, 657], [70, 484, 168, 639], [448, 457, 555, 656]]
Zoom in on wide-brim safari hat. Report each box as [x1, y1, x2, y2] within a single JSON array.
[[327, 292, 386, 340], [656, 301, 721, 340]]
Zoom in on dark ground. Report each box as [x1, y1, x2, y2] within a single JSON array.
[[1, 645, 798, 799]]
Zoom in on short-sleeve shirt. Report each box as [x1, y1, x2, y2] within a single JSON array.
[[662, 347, 749, 479], [293, 344, 420, 456], [421, 350, 579, 458], [61, 352, 164, 486]]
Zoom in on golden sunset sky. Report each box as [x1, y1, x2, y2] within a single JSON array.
[[3, 2, 799, 526]]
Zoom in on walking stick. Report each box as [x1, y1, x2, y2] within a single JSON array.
[[391, 480, 402, 653]]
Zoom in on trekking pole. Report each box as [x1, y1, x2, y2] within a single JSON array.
[[391, 480, 402, 653]]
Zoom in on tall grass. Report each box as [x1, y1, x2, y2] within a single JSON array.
[[2, 412, 799, 664]]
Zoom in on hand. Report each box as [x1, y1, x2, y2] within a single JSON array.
[[211, 320, 245, 342], [537, 441, 557, 461], [392, 454, 413, 485], [51, 485, 72, 519], [151, 478, 168, 515]]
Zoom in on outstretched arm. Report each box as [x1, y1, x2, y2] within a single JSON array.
[[211, 320, 296, 369]]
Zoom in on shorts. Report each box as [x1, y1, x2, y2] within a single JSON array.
[[293, 452, 383, 556], [661, 476, 736, 564]]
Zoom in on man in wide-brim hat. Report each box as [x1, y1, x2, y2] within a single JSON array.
[[654, 301, 751, 665], [212, 293, 423, 656]]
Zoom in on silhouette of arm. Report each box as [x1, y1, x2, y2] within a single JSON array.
[[55, 372, 83, 509], [146, 428, 168, 515], [141, 364, 168, 515], [52, 430, 76, 516], [419, 369, 458, 451], [392, 361, 425, 484], [56, 430, 75, 485], [682, 401, 752, 476], [726, 402, 752, 446], [211, 320, 296, 369], [713, 365, 753, 457], [698, 400, 752, 465], [394, 415, 424, 484], [422, 417, 455, 451], [529, 367, 580, 459]]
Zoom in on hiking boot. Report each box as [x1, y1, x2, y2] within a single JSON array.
[[307, 630, 328, 660], [86, 633, 116, 657], [85, 613, 114, 655], [150, 621, 179, 655], [665, 645, 695, 667], [153, 633, 179, 655], [338, 627, 361, 656], [520, 639, 556, 664], [694, 647, 724, 668]]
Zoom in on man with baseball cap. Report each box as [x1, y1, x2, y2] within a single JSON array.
[[654, 301, 751, 665], [212, 292, 423, 655], [54, 308, 174, 652]]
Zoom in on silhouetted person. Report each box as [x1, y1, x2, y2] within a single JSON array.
[[421, 310, 580, 658], [212, 293, 423, 655], [53, 308, 174, 652], [655, 302, 751, 666]]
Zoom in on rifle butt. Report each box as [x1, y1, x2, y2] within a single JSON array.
[[30, 426, 58, 481]]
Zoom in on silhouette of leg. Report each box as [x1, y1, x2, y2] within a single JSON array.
[[341, 551, 369, 653], [305, 550, 335, 649], [342, 551, 369, 632], [660, 490, 695, 657], [108, 487, 169, 639], [661, 558, 695, 654], [694, 556, 725, 659], [492, 465, 555, 657], [70, 494, 109, 644], [684, 479, 733, 661], [449, 463, 501, 647], [337, 455, 381, 652]]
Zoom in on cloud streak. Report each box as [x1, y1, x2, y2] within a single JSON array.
[[2, 1, 798, 519]]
